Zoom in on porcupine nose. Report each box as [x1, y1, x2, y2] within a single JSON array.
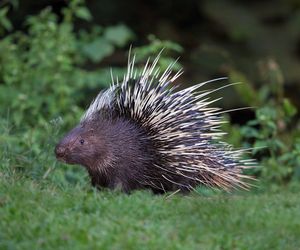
[[55, 145, 66, 158]]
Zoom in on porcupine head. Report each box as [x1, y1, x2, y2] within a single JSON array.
[[55, 53, 255, 193]]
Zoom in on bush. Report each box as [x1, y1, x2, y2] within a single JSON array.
[[0, 1, 182, 185]]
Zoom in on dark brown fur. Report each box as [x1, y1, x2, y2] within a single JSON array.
[[55, 112, 186, 193]]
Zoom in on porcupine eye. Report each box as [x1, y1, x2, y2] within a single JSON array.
[[79, 139, 85, 145]]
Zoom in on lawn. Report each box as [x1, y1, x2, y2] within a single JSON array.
[[0, 175, 299, 250]]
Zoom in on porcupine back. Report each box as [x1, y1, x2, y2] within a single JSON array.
[[79, 53, 255, 192]]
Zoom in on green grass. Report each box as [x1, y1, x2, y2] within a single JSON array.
[[0, 175, 300, 250]]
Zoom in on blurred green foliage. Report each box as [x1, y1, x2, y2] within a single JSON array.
[[0, 0, 183, 186], [226, 59, 300, 183], [0, 0, 299, 187]]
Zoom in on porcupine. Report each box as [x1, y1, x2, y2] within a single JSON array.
[[55, 53, 255, 193]]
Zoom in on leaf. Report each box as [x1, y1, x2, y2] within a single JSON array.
[[253, 140, 268, 153], [75, 7, 92, 21], [240, 126, 259, 139], [0, 7, 13, 32], [104, 24, 134, 47], [283, 98, 297, 118], [82, 38, 114, 62]]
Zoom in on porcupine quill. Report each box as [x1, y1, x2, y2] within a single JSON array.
[[55, 52, 255, 194]]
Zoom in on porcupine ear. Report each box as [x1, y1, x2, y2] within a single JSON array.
[[81, 87, 116, 122]]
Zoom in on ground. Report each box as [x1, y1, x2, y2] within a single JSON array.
[[0, 175, 299, 250]]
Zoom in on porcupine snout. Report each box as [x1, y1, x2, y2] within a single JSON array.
[[55, 144, 66, 158]]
